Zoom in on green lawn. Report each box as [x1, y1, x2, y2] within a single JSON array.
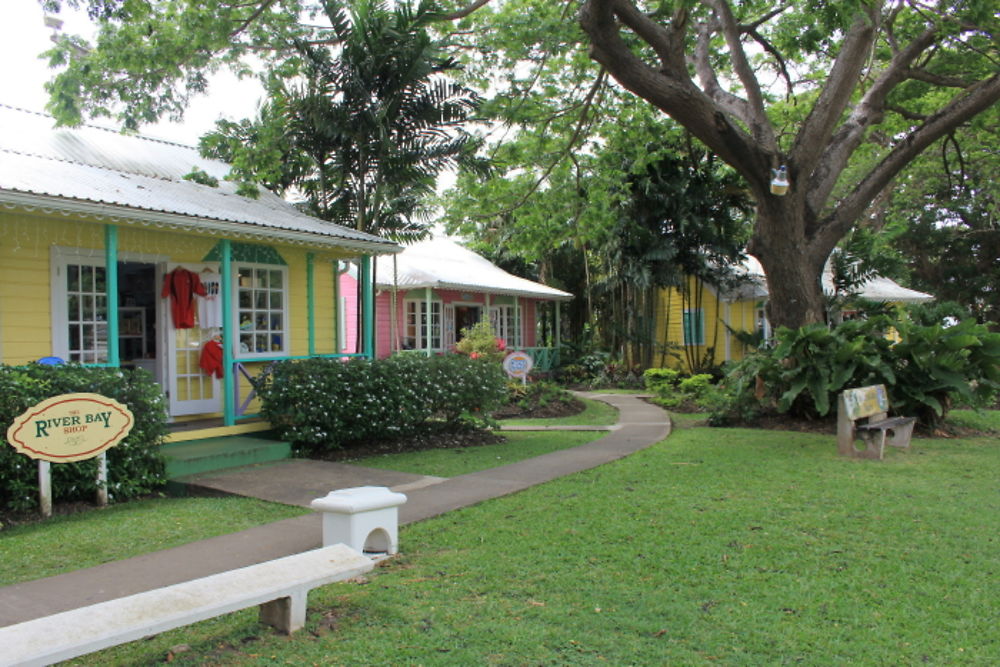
[[71, 426, 999, 665], [499, 395, 619, 426], [0, 497, 306, 587], [946, 408, 1000, 434], [352, 430, 604, 477]]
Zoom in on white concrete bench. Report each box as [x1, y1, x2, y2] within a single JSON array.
[[0, 544, 374, 667], [837, 384, 916, 460]]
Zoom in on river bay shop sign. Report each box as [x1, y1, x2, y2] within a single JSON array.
[[5, 393, 134, 516], [6, 393, 134, 462]]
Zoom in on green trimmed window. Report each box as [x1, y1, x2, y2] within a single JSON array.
[[236, 264, 288, 357], [682, 308, 705, 346]]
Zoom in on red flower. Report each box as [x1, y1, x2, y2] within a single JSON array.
[[470, 352, 480, 359], [496, 338, 507, 351]]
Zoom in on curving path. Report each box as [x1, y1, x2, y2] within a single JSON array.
[[0, 392, 669, 627]]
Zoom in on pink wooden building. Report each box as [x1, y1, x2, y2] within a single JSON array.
[[339, 236, 572, 369]]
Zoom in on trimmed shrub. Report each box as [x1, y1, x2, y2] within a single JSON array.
[[643, 368, 680, 394], [257, 354, 507, 453], [644, 368, 715, 409], [0, 364, 168, 514]]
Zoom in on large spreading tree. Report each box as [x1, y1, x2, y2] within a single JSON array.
[[575, 0, 999, 329], [44, 0, 1000, 330]]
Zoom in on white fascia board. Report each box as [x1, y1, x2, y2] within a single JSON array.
[[0, 190, 402, 256]]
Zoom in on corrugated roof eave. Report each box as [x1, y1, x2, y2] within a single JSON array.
[[0, 189, 402, 254]]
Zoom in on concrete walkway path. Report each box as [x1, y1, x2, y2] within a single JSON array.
[[0, 392, 669, 627]]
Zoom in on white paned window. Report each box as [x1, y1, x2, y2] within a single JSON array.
[[236, 264, 289, 357], [65, 263, 109, 363], [490, 304, 521, 348], [404, 299, 441, 350], [51, 249, 109, 364]]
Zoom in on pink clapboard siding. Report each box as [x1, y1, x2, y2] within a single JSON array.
[[339, 272, 543, 358]]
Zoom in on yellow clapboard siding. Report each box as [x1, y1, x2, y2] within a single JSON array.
[[2, 210, 354, 425], [654, 276, 761, 372]]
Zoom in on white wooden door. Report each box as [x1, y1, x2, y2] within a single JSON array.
[[164, 263, 221, 416]]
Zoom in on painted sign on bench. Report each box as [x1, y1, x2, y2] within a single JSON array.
[[840, 385, 889, 421], [6, 393, 134, 463]]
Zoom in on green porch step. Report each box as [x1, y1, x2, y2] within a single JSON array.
[[162, 436, 292, 479]]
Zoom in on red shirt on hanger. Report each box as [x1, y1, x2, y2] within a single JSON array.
[[162, 267, 207, 329]]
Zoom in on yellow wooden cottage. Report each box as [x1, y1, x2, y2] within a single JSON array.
[[0, 105, 399, 469], [654, 257, 933, 371]]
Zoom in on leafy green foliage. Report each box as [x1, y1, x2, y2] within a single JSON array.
[[890, 317, 1000, 422], [709, 315, 1000, 426], [0, 364, 168, 514], [257, 354, 507, 453], [558, 350, 644, 389], [644, 368, 715, 409], [201, 1, 484, 241], [642, 367, 680, 394], [180, 167, 218, 187], [454, 319, 506, 363], [504, 380, 573, 413]]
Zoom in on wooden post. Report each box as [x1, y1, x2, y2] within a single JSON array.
[[425, 289, 432, 357], [105, 225, 120, 367], [307, 253, 316, 357], [360, 256, 374, 358], [221, 239, 235, 426], [38, 461, 52, 517], [96, 452, 108, 506]]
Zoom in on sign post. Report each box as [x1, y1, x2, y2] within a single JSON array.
[[6, 393, 134, 517]]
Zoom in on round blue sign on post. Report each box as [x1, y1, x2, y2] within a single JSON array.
[[502, 351, 534, 382]]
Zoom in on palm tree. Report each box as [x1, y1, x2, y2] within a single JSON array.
[[202, 0, 484, 350]]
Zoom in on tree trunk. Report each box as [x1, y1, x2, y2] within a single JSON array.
[[749, 204, 831, 330]]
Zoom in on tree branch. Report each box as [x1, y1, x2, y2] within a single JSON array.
[[580, 0, 767, 190], [905, 68, 973, 88], [816, 73, 1000, 250], [806, 23, 938, 214], [606, 0, 684, 70], [229, 0, 279, 39], [791, 7, 879, 181], [692, 19, 755, 128], [705, 0, 777, 150], [437, 0, 495, 21]]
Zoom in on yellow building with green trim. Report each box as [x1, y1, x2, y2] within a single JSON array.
[[654, 258, 933, 372], [0, 105, 399, 443]]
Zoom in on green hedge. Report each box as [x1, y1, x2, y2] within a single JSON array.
[[257, 354, 508, 452], [0, 364, 169, 514]]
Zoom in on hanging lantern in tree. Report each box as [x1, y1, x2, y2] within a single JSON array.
[[770, 166, 789, 196]]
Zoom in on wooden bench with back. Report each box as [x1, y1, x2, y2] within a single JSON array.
[[837, 384, 916, 460]]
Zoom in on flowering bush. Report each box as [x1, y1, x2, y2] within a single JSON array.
[[257, 354, 507, 453], [0, 364, 168, 514], [454, 319, 507, 363]]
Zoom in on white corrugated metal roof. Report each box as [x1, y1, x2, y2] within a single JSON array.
[[374, 236, 574, 300], [729, 256, 933, 303], [0, 104, 398, 253]]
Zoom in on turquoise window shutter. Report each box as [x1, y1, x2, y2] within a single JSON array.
[[683, 309, 705, 346]]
